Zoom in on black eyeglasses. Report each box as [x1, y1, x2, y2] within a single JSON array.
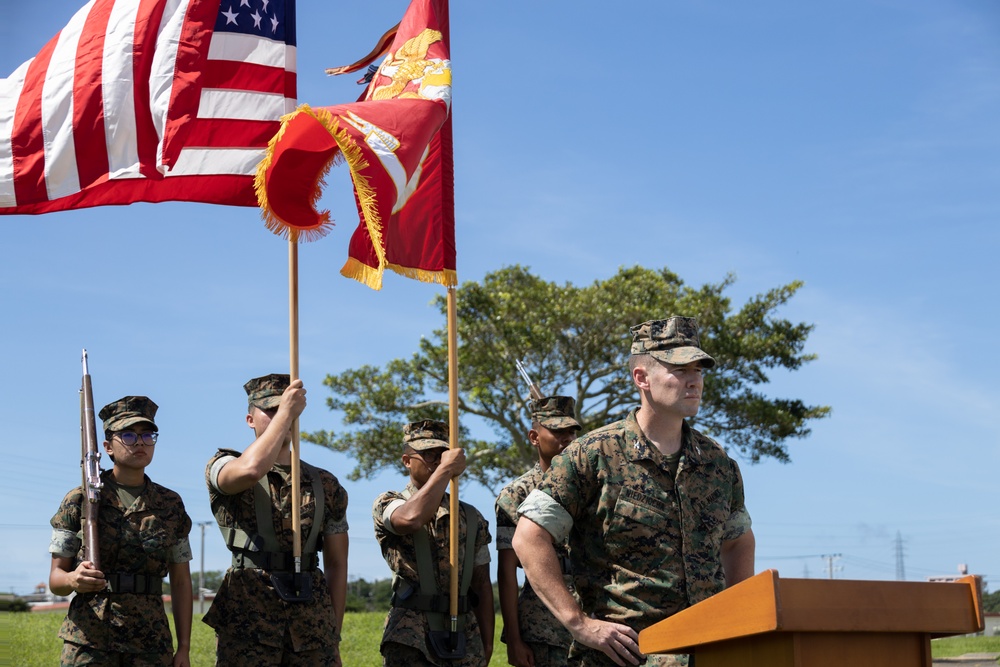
[[409, 449, 444, 465], [115, 432, 158, 447]]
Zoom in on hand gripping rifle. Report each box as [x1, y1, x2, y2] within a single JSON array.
[[80, 350, 103, 570], [515, 359, 544, 400]]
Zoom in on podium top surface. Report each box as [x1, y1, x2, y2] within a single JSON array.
[[639, 569, 984, 654]]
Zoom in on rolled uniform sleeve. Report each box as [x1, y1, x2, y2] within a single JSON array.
[[49, 487, 84, 558], [170, 537, 194, 563], [474, 510, 492, 567], [494, 496, 517, 552], [517, 489, 574, 544], [49, 529, 81, 558], [207, 455, 237, 494], [320, 470, 350, 536], [379, 498, 407, 535], [722, 458, 751, 541]]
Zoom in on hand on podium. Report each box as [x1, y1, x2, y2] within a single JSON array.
[[568, 616, 642, 666]]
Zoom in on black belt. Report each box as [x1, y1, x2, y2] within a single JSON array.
[[391, 591, 478, 614], [105, 573, 163, 595], [232, 550, 319, 572]]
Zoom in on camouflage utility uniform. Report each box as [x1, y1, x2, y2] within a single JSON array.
[[496, 463, 574, 666], [49, 469, 192, 665], [374, 483, 492, 666], [519, 409, 752, 666], [204, 448, 349, 664]]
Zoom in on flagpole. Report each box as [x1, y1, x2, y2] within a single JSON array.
[[289, 238, 302, 579], [446, 285, 460, 641]]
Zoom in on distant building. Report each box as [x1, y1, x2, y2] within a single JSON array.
[[984, 613, 1000, 637]]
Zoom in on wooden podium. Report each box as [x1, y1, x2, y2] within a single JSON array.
[[639, 570, 984, 667]]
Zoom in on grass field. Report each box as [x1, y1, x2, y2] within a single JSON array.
[[4, 610, 998, 665], [4, 610, 510, 666]]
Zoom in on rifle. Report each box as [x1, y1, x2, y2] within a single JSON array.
[[80, 350, 103, 570], [515, 359, 543, 400]]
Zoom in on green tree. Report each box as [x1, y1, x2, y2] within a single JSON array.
[[305, 265, 830, 488], [983, 588, 1000, 613], [192, 570, 225, 594], [345, 577, 394, 612]]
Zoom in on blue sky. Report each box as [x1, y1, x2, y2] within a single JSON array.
[[2, 0, 998, 598]]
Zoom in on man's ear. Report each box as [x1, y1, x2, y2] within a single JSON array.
[[632, 364, 650, 391], [527, 429, 541, 447]]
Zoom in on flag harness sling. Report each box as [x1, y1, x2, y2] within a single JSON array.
[[216, 460, 324, 602], [391, 486, 478, 659]]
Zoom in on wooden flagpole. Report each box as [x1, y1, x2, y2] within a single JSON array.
[[446, 286, 460, 638], [289, 239, 302, 578]]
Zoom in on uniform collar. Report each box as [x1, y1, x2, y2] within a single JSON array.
[[100, 469, 160, 512], [623, 409, 709, 466]]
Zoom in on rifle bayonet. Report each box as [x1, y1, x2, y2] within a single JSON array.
[[515, 359, 544, 400]]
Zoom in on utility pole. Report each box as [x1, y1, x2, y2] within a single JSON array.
[[822, 553, 842, 579], [196, 520, 213, 614]]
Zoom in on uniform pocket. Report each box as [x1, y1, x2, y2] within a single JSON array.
[[137, 515, 172, 565], [606, 488, 676, 559]]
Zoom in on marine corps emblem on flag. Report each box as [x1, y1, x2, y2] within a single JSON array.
[[256, 0, 455, 290]]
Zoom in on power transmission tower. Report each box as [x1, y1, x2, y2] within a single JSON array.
[[895, 530, 906, 581]]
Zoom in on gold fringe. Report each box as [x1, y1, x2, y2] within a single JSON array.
[[329, 126, 385, 268], [386, 263, 457, 287], [340, 257, 384, 290], [326, 116, 392, 289], [255, 104, 343, 243]]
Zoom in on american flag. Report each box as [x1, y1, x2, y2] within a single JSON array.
[[0, 0, 296, 214]]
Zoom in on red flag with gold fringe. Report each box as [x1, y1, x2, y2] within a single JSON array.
[[256, 0, 454, 290]]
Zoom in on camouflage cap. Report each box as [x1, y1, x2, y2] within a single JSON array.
[[530, 395, 581, 431], [403, 419, 450, 452], [629, 316, 716, 368], [99, 396, 158, 432], [244, 373, 289, 410]]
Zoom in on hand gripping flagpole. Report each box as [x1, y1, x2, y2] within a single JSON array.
[[446, 286, 461, 647]]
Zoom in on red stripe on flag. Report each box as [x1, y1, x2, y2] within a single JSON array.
[[7, 173, 257, 214], [12, 36, 59, 205], [72, 2, 112, 189], [202, 60, 295, 95], [160, 0, 218, 170], [183, 119, 281, 148], [133, 0, 170, 178]]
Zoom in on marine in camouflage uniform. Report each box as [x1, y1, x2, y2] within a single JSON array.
[[203, 374, 349, 667], [49, 396, 193, 667], [514, 318, 757, 667], [373, 420, 495, 667], [496, 396, 581, 667]]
